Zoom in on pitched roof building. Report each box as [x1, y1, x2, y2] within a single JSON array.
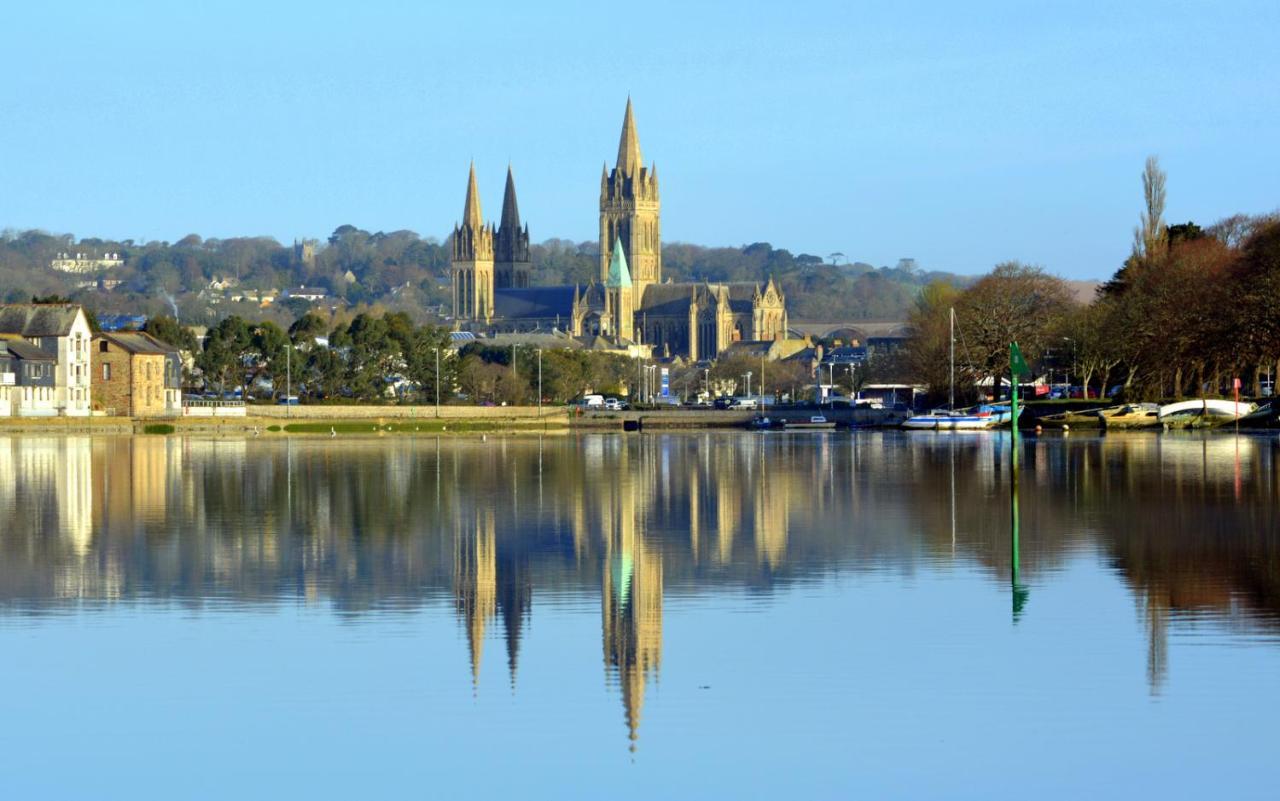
[[0, 303, 93, 416], [92, 332, 183, 418]]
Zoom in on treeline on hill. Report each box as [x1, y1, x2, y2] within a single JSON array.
[[903, 158, 1280, 404], [0, 225, 965, 326]]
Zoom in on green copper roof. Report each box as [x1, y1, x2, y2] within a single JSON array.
[[607, 237, 632, 288]]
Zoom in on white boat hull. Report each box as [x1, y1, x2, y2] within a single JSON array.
[[1157, 399, 1255, 421], [902, 407, 1015, 430]]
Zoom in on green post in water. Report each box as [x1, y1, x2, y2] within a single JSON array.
[[1009, 342, 1031, 619]]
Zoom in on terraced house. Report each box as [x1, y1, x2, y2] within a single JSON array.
[[0, 303, 93, 416]]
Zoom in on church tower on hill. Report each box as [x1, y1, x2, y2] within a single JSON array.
[[451, 163, 495, 322], [600, 98, 661, 297], [494, 165, 531, 289]]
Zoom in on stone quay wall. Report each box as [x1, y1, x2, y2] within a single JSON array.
[[252, 404, 562, 420]]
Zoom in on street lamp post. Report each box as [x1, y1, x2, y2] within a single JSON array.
[[537, 349, 542, 417], [434, 347, 440, 418], [745, 371, 752, 399]]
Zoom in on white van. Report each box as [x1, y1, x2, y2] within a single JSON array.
[[580, 394, 605, 408], [727, 397, 759, 409]]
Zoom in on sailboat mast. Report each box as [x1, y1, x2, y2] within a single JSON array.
[[949, 307, 955, 410]]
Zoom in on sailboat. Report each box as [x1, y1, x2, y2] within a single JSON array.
[[902, 308, 1022, 431]]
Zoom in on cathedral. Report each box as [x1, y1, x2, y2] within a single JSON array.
[[449, 100, 790, 361]]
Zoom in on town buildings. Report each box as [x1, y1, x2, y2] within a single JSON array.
[[449, 100, 792, 361], [0, 303, 184, 418]]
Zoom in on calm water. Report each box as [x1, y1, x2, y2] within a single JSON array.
[[1, 431, 1277, 799]]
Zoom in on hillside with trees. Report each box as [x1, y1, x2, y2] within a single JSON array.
[[0, 225, 968, 327]]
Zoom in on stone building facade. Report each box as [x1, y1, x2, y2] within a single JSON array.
[[92, 332, 182, 417], [448, 100, 791, 361]]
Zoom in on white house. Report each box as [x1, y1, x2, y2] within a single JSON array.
[[0, 304, 94, 416]]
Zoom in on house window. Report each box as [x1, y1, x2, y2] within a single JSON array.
[[103, 363, 112, 381], [99, 340, 109, 353]]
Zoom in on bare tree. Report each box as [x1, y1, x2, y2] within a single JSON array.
[[1134, 155, 1168, 260]]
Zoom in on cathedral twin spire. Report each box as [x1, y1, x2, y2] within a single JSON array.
[[454, 161, 525, 256], [453, 162, 530, 295]]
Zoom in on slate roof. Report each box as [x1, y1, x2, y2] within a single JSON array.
[[721, 340, 775, 359], [0, 336, 56, 361], [638, 283, 697, 316], [483, 332, 583, 349], [0, 304, 85, 337], [493, 286, 578, 320], [721, 283, 759, 314], [100, 331, 178, 355]]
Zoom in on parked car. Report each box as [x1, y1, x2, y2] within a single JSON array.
[[277, 396, 300, 406], [604, 397, 623, 411], [727, 397, 759, 410]]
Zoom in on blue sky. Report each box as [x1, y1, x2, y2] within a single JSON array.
[[1, 1, 1276, 279]]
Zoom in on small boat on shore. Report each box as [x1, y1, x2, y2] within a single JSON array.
[[1100, 403, 1162, 430], [902, 403, 1019, 431], [1237, 401, 1280, 429], [1158, 399, 1256, 429], [784, 415, 836, 430], [1038, 408, 1105, 428]]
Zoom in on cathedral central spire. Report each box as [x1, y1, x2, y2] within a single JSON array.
[[616, 97, 643, 175]]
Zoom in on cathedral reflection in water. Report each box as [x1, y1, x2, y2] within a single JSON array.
[[0, 432, 1278, 744]]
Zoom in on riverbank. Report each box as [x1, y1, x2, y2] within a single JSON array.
[[2, 399, 1267, 435], [0, 406, 573, 436]]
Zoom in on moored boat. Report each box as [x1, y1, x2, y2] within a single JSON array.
[[784, 415, 837, 430], [902, 403, 1020, 431], [1158, 399, 1256, 428], [1100, 403, 1162, 430], [1038, 408, 1105, 428], [1237, 401, 1280, 429]]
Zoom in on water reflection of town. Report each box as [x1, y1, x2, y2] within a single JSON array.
[[1, 432, 1278, 735]]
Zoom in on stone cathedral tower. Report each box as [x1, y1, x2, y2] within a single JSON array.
[[600, 98, 660, 298], [451, 163, 495, 322], [494, 165, 531, 289]]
